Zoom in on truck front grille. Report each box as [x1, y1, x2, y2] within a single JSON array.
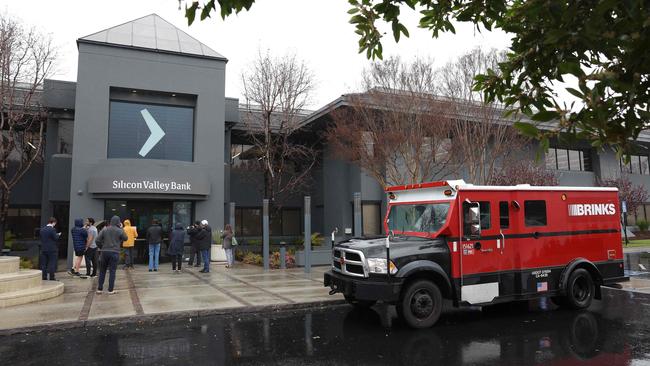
[[332, 248, 367, 278]]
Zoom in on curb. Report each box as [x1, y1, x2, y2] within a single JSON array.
[[0, 299, 347, 336]]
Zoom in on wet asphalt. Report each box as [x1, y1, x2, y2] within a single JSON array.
[[2, 253, 650, 365]]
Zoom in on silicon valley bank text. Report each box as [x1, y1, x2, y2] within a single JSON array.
[[112, 180, 192, 192]]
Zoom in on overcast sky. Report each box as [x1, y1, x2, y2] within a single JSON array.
[[1, 0, 511, 109]]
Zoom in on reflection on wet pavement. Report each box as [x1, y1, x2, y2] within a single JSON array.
[[1, 286, 650, 366]]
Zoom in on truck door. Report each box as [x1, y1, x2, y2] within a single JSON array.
[[459, 195, 508, 305]]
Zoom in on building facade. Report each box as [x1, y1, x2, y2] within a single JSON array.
[[5, 14, 650, 265]]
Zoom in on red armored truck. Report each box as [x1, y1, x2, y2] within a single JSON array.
[[324, 180, 627, 328]]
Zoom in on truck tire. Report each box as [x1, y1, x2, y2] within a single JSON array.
[[565, 268, 595, 309], [398, 280, 442, 329], [344, 295, 376, 309]]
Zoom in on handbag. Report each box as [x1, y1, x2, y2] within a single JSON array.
[[232, 236, 238, 246]]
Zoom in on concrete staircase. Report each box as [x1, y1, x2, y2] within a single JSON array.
[[0, 256, 64, 308]]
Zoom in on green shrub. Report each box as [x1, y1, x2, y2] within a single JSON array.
[[242, 252, 263, 265], [20, 257, 36, 269], [638, 219, 650, 232], [298, 232, 324, 247]]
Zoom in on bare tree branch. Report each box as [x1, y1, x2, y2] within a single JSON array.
[[0, 14, 56, 245], [327, 56, 459, 188], [239, 49, 317, 205]]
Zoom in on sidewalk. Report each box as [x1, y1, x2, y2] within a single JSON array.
[[0, 263, 343, 334]]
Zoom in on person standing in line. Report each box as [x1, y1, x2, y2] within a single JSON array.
[[95, 215, 127, 294], [146, 219, 163, 272], [221, 224, 234, 268], [69, 218, 88, 277], [39, 217, 60, 281], [84, 218, 98, 277], [187, 221, 202, 267], [168, 223, 186, 273], [199, 219, 212, 273], [122, 219, 138, 270]]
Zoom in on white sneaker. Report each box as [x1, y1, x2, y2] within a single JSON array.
[[95, 290, 103, 295], [108, 290, 117, 295]]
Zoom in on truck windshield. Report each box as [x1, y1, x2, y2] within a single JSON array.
[[388, 202, 450, 234]]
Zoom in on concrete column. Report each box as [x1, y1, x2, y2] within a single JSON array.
[[353, 192, 362, 237], [304, 196, 311, 274], [229, 202, 236, 230], [263, 199, 269, 270]]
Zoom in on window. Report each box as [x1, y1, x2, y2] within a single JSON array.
[[524, 200, 547, 226], [462, 201, 491, 236], [6, 207, 41, 239], [545, 148, 592, 171], [388, 203, 450, 233], [499, 201, 509, 229], [231, 144, 256, 168], [108, 101, 194, 161], [362, 203, 382, 236], [58, 120, 73, 154], [621, 155, 650, 175], [236, 207, 301, 237]]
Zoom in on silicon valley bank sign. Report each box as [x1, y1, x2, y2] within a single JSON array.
[[88, 176, 210, 196], [113, 179, 191, 192]]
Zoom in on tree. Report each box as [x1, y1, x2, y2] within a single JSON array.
[[326, 56, 458, 187], [436, 48, 527, 185], [489, 161, 558, 186], [182, 0, 650, 155], [0, 14, 55, 248], [239, 50, 317, 204], [599, 175, 648, 219]]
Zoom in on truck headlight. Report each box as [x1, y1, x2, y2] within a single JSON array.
[[366, 258, 398, 275]]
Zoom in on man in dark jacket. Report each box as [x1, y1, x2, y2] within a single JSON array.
[[69, 218, 88, 277], [187, 220, 202, 267], [198, 219, 212, 273], [39, 217, 60, 280], [96, 215, 127, 294], [146, 219, 163, 272], [168, 223, 186, 273]]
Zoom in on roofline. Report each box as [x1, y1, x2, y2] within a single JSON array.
[[385, 180, 619, 192], [302, 92, 650, 143], [77, 38, 228, 62]]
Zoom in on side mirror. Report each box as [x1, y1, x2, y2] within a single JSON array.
[[465, 202, 481, 238], [331, 227, 339, 242]]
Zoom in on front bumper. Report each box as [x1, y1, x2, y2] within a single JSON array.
[[324, 270, 403, 303]]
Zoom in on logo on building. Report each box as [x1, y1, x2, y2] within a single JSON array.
[[138, 109, 165, 157], [568, 203, 616, 216]]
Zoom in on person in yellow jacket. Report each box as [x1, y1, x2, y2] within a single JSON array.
[[122, 219, 138, 269]]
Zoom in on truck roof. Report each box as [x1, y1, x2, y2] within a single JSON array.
[[386, 180, 619, 193]]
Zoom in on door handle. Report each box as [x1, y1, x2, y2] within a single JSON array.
[[499, 230, 505, 250]]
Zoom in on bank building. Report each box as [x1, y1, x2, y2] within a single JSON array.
[[6, 14, 650, 267]]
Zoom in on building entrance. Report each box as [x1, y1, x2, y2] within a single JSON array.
[[104, 200, 193, 263]]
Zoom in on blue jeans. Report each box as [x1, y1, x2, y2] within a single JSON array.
[[225, 248, 234, 266], [201, 249, 210, 272], [97, 251, 119, 292], [148, 243, 161, 270]]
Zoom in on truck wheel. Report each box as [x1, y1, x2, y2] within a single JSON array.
[[399, 280, 442, 329], [344, 296, 376, 309], [565, 268, 595, 309]]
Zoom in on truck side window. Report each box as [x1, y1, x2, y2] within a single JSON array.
[[524, 200, 547, 226], [463, 201, 491, 235], [499, 201, 509, 229]]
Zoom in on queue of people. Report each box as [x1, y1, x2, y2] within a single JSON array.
[[39, 216, 230, 293]]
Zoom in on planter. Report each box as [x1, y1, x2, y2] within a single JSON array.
[[296, 249, 332, 267]]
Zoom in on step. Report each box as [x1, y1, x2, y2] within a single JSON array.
[[0, 256, 19, 274], [0, 281, 64, 308], [0, 270, 42, 294]]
